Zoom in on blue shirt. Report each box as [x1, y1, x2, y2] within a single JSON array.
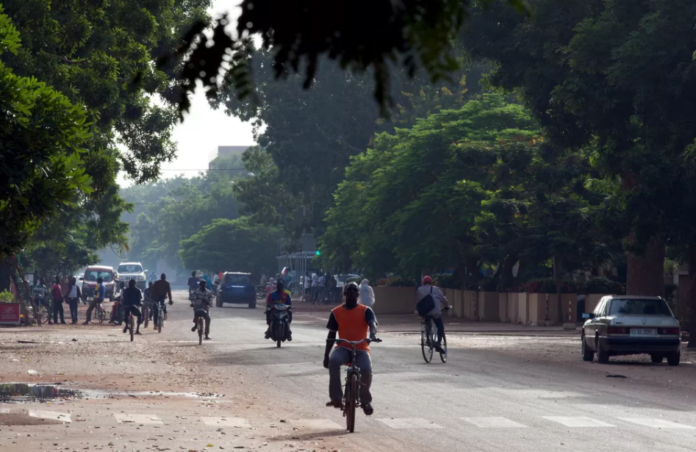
[[95, 283, 106, 301]]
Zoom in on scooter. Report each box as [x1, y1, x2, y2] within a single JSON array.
[[267, 303, 291, 348]]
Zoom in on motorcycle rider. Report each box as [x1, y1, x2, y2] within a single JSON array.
[[143, 281, 154, 326], [151, 273, 173, 326], [121, 279, 143, 335], [323, 282, 377, 415], [265, 279, 292, 341], [191, 279, 213, 340], [415, 275, 449, 353]]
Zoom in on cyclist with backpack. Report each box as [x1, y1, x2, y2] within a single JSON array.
[[415, 276, 449, 353]]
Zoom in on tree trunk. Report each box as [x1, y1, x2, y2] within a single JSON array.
[[687, 246, 696, 348], [626, 234, 665, 297], [0, 257, 13, 292]]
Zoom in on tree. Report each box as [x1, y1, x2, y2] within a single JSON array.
[[0, 0, 212, 278], [173, 0, 526, 112], [463, 0, 696, 297], [0, 7, 91, 282], [180, 218, 281, 280], [214, 49, 486, 238], [321, 94, 540, 279]]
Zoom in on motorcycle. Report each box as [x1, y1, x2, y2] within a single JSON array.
[[267, 303, 291, 348]]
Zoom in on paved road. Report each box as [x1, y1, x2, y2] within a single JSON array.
[[184, 294, 696, 452], [1, 291, 695, 451]]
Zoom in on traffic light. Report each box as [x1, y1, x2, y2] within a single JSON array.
[[315, 250, 321, 256]]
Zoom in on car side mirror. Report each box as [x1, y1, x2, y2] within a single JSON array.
[[582, 313, 595, 320]]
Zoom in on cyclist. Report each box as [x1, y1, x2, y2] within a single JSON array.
[[265, 279, 292, 341], [191, 279, 213, 340], [121, 279, 143, 335], [323, 282, 377, 415], [415, 276, 449, 353], [83, 277, 106, 324], [151, 273, 173, 327], [142, 281, 154, 327]]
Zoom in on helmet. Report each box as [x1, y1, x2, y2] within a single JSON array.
[[422, 276, 433, 285]]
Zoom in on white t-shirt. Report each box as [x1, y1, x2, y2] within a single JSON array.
[[68, 285, 78, 298], [415, 285, 447, 316]]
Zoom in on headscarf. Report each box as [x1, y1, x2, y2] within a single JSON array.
[[359, 279, 375, 307]]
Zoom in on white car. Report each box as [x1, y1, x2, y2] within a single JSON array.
[[581, 296, 681, 365], [116, 262, 148, 290]]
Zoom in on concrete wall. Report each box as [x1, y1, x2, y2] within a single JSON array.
[[498, 293, 509, 322], [372, 286, 416, 315], [478, 292, 499, 321]]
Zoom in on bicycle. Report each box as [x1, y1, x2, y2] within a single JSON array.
[[421, 307, 448, 364], [95, 300, 107, 325], [333, 338, 381, 433], [142, 300, 152, 329], [126, 311, 135, 342], [154, 300, 164, 333], [197, 315, 204, 345]]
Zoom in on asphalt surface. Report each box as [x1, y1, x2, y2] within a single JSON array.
[[198, 294, 696, 452], [1, 290, 695, 451]]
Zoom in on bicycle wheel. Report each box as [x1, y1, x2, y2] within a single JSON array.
[[421, 323, 433, 363], [439, 332, 448, 363], [157, 307, 163, 333], [346, 373, 358, 433], [129, 315, 134, 342], [98, 306, 106, 324], [198, 318, 204, 345], [143, 306, 149, 329]]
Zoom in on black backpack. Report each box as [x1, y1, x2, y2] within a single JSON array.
[[416, 286, 435, 317]]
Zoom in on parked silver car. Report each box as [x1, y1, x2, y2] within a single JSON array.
[[581, 295, 681, 365]]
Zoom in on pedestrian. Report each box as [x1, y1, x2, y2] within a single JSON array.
[[359, 279, 376, 308], [311, 273, 318, 303], [51, 277, 66, 324], [64, 276, 85, 324], [304, 272, 311, 301], [318, 273, 326, 303]]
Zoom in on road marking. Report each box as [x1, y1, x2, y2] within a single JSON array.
[[289, 419, 343, 430], [114, 413, 163, 425], [543, 416, 615, 428], [201, 417, 250, 428], [620, 418, 696, 429], [462, 417, 527, 428], [377, 418, 444, 429], [29, 410, 71, 423]]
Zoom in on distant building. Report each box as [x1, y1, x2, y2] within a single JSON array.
[[208, 146, 249, 168]]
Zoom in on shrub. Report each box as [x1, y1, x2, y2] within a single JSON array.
[[0, 290, 14, 303], [579, 277, 624, 295], [388, 277, 417, 287]]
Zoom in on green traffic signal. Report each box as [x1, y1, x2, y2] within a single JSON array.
[[315, 250, 321, 256]]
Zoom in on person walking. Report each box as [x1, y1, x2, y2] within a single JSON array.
[[64, 276, 85, 324], [359, 279, 376, 308], [51, 277, 66, 324]]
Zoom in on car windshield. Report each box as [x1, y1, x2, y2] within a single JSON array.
[[609, 299, 672, 316], [84, 271, 113, 282], [225, 275, 250, 285], [118, 264, 142, 273]]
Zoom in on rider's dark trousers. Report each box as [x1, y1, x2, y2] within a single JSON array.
[[52, 297, 65, 323], [328, 347, 372, 404]]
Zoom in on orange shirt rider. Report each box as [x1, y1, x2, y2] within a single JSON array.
[[326, 303, 376, 351]]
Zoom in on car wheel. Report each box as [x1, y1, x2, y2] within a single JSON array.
[[596, 336, 610, 364], [667, 351, 681, 366], [650, 354, 664, 364], [582, 334, 594, 362]]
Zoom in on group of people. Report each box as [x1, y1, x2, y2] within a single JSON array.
[[32, 276, 90, 325]]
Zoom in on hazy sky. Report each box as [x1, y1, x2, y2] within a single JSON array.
[[119, 0, 254, 186]]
